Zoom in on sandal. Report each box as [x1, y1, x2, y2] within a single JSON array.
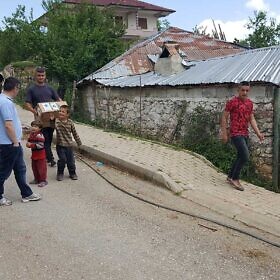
[[230, 180, 244, 191]]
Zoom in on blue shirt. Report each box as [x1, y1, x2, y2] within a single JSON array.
[[0, 94, 22, 144], [25, 84, 60, 108]]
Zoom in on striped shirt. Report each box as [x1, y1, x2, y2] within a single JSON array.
[[55, 119, 82, 147]]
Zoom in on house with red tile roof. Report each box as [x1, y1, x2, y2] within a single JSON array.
[[41, 0, 175, 39]]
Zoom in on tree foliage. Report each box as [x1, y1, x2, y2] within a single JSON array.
[[40, 3, 125, 85], [235, 11, 280, 48], [157, 19, 170, 31], [41, 0, 62, 12], [193, 25, 209, 36], [0, 6, 43, 68], [0, 1, 126, 88]]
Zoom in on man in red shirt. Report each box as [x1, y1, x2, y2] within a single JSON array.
[[220, 81, 264, 191]]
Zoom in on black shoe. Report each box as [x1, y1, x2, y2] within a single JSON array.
[[70, 174, 78, 180], [56, 174, 64, 181]]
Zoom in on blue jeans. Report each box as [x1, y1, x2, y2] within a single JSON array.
[[0, 144, 33, 199], [56, 145, 76, 175], [228, 136, 250, 180]]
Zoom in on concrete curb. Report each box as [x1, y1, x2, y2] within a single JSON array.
[[78, 145, 185, 194], [181, 190, 280, 238]]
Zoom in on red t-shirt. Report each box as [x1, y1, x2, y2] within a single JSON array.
[[225, 96, 253, 137]]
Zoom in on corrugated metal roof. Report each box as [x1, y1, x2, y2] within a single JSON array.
[[63, 0, 175, 12], [94, 45, 280, 87], [79, 27, 247, 83]]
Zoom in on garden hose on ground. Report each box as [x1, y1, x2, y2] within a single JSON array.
[[77, 155, 280, 249]]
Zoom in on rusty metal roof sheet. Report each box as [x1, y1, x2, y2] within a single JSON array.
[[93, 45, 280, 87], [162, 44, 180, 56], [80, 27, 247, 84], [63, 0, 175, 12]]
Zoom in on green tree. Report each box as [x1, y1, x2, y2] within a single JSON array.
[[41, 0, 62, 12], [193, 24, 209, 36], [0, 5, 44, 68], [40, 2, 125, 88], [157, 19, 170, 31], [0, 1, 125, 95], [236, 11, 280, 48]]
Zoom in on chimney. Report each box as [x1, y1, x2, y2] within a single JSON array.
[[154, 43, 185, 76]]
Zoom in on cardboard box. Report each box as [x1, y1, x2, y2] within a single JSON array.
[[36, 101, 68, 122]]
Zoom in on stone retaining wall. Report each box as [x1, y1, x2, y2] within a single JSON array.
[[77, 83, 275, 178]]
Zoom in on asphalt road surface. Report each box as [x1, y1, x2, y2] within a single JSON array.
[[0, 146, 279, 280]]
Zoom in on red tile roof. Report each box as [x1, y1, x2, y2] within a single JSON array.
[[63, 0, 175, 13]]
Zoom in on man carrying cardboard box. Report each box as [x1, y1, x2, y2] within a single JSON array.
[[25, 67, 61, 167]]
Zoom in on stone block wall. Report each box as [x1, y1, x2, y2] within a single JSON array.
[[77, 83, 275, 178]]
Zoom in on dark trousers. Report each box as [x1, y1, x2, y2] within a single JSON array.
[[42, 127, 55, 162], [0, 144, 33, 199], [32, 158, 47, 183], [228, 136, 250, 180], [56, 145, 76, 175]]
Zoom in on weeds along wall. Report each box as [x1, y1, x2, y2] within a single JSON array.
[[76, 83, 275, 180]]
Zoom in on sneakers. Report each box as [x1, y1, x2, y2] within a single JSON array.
[[0, 197, 12, 206], [38, 181, 48, 187], [70, 174, 78, 180], [57, 174, 78, 180], [56, 174, 64, 181], [21, 193, 41, 203], [1, 194, 41, 205], [29, 179, 38, 184]]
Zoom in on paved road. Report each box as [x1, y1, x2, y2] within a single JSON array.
[[18, 106, 280, 238], [0, 145, 279, 280]]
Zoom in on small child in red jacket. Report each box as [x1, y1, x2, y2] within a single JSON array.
[[26, 120, 48, 187]]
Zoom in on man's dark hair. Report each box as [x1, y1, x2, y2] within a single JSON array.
[[3, 77, 21, 91], [35, 66, 46, 73], [239, 81, 250, 87]]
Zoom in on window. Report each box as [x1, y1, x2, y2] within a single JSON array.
[[138, 18, 148, 30], [115, 16, 123, 26]]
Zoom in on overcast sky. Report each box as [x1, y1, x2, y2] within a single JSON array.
[[1, 0, 280, 42]]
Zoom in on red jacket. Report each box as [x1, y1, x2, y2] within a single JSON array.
[[28, 131, 46, 160]]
